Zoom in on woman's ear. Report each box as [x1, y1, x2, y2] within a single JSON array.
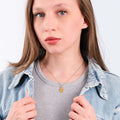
[[82, 20, 88, 29], [81, 17, 88, 29]]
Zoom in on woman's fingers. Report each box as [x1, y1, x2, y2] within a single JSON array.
[[25, 110, 37, 119], [71, 102, 85, 115], [6, 91, 37, 120], [73, 95, 91, 109], [16, 96, 36, 106], [69, 111, 80, 120], [24, 103, 36, 112], [68, 95, 97, 120], [14, 90, 36, 107]]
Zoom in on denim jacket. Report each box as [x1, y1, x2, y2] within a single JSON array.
[[0, 59, 120, 120]]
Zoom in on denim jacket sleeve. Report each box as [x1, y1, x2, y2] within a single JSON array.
[[105, 72, 120, 120], [0, 66, 15, 119]]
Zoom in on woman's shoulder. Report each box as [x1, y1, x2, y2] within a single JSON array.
[[103, 70, 120, 86], [100, 69, 120, 92], [103, 71, 120, 116], [90, 59, 120, 87], [0, 66, 15, 91], [102, 70, 120, 101], [0, 66, 15, 80], [90, 60, 120, 101]]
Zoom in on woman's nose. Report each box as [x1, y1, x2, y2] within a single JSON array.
[[42, 15, 57, 32]]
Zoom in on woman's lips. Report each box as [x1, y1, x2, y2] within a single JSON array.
[[45, 37, 61, 45]]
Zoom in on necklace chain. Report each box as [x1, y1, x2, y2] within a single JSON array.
[[42, 60, 84, 93]]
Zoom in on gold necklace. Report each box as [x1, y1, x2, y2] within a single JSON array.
[[42, 61, 84, 93]]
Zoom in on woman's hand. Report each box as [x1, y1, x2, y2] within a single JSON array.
[[6, 91, 37, 120], [68, 95, 97, 120]]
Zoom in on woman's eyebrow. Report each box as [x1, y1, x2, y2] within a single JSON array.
[[53, 3, 70, 8], [33, 3, 70, 11]]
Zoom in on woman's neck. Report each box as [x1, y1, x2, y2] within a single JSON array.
[[40, 50, 87, 81]]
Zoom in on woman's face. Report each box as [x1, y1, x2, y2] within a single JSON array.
[[32, 0, 88, 54]]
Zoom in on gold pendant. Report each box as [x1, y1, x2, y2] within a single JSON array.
[[59, 86, 64, 93]]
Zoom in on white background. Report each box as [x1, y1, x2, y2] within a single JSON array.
[[0, 0, 120, 76]]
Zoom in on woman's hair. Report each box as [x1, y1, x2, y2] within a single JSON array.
[[9, 0, 108, 74]]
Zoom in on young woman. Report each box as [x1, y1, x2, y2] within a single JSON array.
[[0, 0, 120, 119]]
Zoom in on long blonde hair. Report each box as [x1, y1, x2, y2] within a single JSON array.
[[9, 0, 108, 74]]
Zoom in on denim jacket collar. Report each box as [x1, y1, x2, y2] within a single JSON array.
[[80, 59, 108, 100], [8, 59, 108, 100], [8, 63, 34, 90]]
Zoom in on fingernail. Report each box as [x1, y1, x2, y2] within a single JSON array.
[[26, 90, 29, 97], [81, 95, 84, 97]]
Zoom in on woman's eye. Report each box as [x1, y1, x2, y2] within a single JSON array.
[[33, 10, 67, 17], [35, 13, 45, 17], [58, 10, 67, 15]]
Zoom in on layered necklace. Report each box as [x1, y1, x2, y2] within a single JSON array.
[[42, 61, 84, 93]]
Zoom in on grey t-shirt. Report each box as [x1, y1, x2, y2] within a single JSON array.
[[32, 61, 88, 120]]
